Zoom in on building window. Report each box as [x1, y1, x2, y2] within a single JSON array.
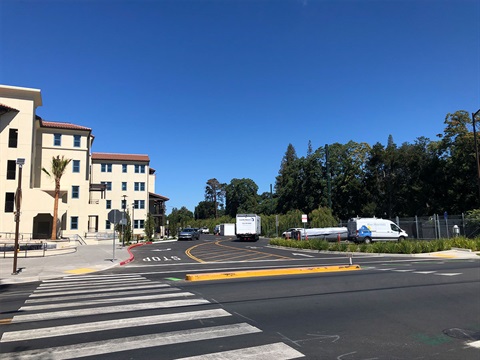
[[73, 135, 81, 147], [5, 192, 14, 212], [134, 182, 145, 191], [101, 163, 112, 173], [72, 186, 79, 199], [8, 129, 18, 148], [7, 160, 16, 180], [54, 133, 62, 146], [101, 181, 112, 191], [134, 164, 145, 173], [134, 220, 145, 229], [106, 220, 111, 230], [71, 216, 78, 230], [139, 200, 145, 209], [72, 160, 80, 173], [106, 200, 111, 209], [122, 182, 127, 191], [122, 164, 127, 173], [133, 200, 145, 209]]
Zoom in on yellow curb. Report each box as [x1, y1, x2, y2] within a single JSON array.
[[64, 268, 97, 274], [185, 264, 361, 281], [431, 254, 456, 258]]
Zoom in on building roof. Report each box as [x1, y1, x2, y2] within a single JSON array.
[[91, 152, 150, 162], [149, 192, 169, 201], [41, 120, 92, 131], [0, 103, 19, 114]]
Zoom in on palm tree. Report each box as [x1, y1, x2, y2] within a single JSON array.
[[42, 155, 71, 240]]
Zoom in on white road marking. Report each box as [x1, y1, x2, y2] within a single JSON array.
[[1, 309, 231, 342], [28, 283, 170, 297], [25, 287, 180, 303], [0, 323, 262, 360], [434, 273, 462, 276], [37, 278, 151, 290], [176, 342, 305, 359], [467, 340, 480, 349], [20, 292, 196, 311], [42, 274, 144, 283], [413, 271, 436, 274], [12, 299, 210, 323]]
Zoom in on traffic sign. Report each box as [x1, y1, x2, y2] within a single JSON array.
[[108, 209, 123, 224], [302, 214, 308, 223]]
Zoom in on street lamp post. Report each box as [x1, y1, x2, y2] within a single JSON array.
[[473, 109, 480, 202], [122, 195, 127, 247], [12, 158, 25, 275], [131, 202, 135, 242]]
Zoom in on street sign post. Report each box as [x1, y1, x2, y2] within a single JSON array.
[[108, 209, 122, 260]]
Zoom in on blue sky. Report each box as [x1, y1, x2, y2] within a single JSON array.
[[1, 0, 479, 214]]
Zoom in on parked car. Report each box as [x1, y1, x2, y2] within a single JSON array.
[[200, 227, 209, 234], [178, 228, 200, 241], [282, 228, 303, 238]]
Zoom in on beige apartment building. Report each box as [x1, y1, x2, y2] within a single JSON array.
[[0, 84, 168, 242]]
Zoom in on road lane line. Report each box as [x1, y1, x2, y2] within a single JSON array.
[[0, 323, 261, 360], [1, 309, 231, 342], [176, 342, 305, 360], [12, 299, 210, 323]]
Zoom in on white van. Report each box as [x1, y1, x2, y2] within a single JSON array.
[[347, 217, 408, 244]]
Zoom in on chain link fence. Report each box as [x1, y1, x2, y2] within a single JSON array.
[[340, 214, 480, 240]]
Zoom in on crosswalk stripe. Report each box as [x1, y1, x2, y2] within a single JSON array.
[[0, 323, 262, 360], [36, 278, 152, 291], [42, 274, 144, 283], [36, 278, 151, 290], [1, 308, 232, 342], [20, 292, 196, 311], [12, 299, 210, 323], [413, 271, 436, 274], [25, 287, 180, 303], [28, 283, 170, 297], [176, 342, 305, 360]]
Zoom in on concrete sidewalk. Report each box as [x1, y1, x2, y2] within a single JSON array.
[[0, 244, 131, 285]]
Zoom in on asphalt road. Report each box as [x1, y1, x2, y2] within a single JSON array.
[[1, 235, 479, 359]]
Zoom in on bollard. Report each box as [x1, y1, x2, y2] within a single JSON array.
[[337, 233, 341, 243]]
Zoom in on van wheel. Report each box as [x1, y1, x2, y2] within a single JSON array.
[[364, 237, 372, 244], [398, 236, 405, 242]]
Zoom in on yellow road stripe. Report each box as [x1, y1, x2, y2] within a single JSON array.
[[64, 268, 97, 274], [186, 264, 361, 281], [0, 318, 12, 325]]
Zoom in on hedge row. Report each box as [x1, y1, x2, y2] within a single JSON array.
[[268, 237, 480, 254]]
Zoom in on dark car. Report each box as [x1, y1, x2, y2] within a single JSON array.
[[178, 228, 200, 241]]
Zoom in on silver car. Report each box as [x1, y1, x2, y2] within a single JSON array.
[[178, 228, 200, 241]]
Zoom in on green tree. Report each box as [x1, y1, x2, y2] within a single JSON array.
[[144, 212, 155, 240], [115, 210, 132, 244], [167, 207, 194, 237], [275, 144, 300, 213], [42, 155, 72, 240], [195, 201, 216, 219], [225, 178, 259, 217], [205, 178, 226, 219]]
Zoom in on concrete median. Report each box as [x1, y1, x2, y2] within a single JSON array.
[[185, 264, 361, 281]]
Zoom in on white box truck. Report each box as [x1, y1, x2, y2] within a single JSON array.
[[236, 214, 261, 241], [220, 223, 235, 236], [347, 217, 408, 244]]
